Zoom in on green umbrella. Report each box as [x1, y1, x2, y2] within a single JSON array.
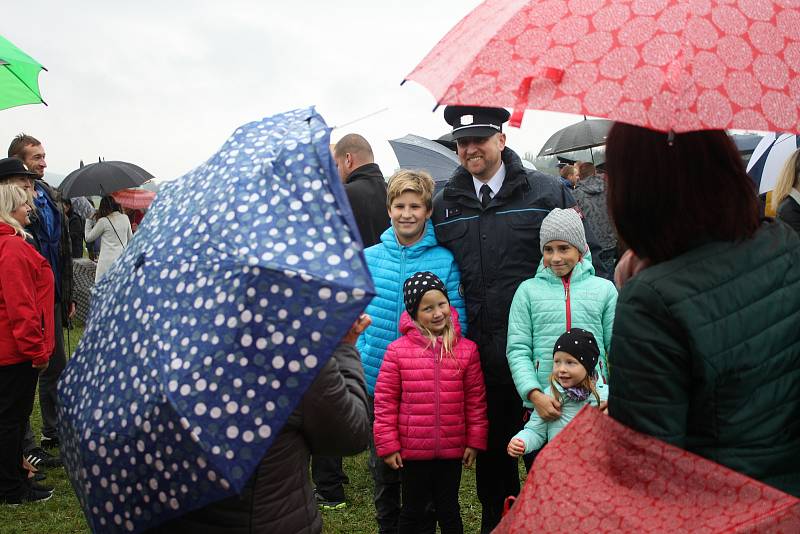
[[0, 34, 46, 111]]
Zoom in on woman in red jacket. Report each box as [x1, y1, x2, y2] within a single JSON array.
[[0, 184, 55, 505], [374, 271, 488, 534]]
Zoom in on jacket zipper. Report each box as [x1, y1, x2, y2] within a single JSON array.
[[434, 341, 440, 457], [562, 275, 572, 330], [396, 248, 407, 337]]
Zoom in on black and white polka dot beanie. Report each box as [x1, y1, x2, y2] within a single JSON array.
[[539, 207, 587, 254], [553, 328, 600, 376], [403, 271, 449, 319]]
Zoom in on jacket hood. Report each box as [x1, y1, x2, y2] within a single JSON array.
[[576, 175, 605, 195], [398, 307, 463, 346], [444, 147, 529, 200], [379, 219, 439, 257], [0, 222, 19, 237]]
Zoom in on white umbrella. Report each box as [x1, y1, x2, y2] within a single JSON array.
[[747, 133, 800, 194]]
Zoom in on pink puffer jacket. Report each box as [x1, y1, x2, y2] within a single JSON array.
[[373, 309, 488, 460]]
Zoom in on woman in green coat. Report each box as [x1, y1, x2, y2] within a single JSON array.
[[606, 124, 800, 498]]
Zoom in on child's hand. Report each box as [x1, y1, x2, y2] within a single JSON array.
[[507, 438, 526, 458], [383, 452, 403, 470], [462, 447, 478, 469], [598, 400, 609, 415], [529, 390, 561, 421]]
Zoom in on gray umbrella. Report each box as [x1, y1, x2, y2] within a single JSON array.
[[537, 119, 614, 157], [59, 160, 154, 199], [389, 134, 460, 185]]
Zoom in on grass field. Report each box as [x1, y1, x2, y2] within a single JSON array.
[[0, 324, 526, 533]]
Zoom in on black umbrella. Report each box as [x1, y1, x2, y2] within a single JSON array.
[[59, 160, 154, 198], [537, 119, 613, 157]]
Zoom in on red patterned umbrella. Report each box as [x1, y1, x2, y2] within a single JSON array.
[[493, 407, 800, 533], [111, 187, 156, 210], [406, 0, 800, 134]]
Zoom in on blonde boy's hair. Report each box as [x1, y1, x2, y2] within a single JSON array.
[[0, 184, 32, 239], [386, 169, 435, 211]]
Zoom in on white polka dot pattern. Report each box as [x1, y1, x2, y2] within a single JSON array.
[[56, 107, 375, 533], [407, 0, 800, 134]]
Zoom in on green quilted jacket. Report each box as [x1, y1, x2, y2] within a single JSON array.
[[609, 221, 800, 497], [507, 256, 617, 408]]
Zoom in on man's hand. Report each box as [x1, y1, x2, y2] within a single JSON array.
[[341, 314, 371, 346], [32, 360, 48, 372], [507, 438, 526, 458], [462, 447, 478, 468], [383, 452, 403, 470], [68, 301, 76, 319], [529, 390, 561, 421]]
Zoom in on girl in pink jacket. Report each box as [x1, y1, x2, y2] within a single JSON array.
[[374, 271, 488, 534]]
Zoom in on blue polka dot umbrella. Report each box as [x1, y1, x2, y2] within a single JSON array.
[[56, 107, 375, 533]]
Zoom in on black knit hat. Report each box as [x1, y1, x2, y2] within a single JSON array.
[[403, 271, 449, 319], [553, 328, 600, 377]]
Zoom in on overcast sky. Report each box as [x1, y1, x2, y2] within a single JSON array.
[[1, 1, 585, 182]]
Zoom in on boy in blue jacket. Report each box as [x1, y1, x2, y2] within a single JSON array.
[[357, 169, 466, 534]]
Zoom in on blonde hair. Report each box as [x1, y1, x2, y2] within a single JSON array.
[[771, 148, 800, 211], [386, 169, 435, 211], [0, 184, 32, 239], [416, 319, 459, 368]]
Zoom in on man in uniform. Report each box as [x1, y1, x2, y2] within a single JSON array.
[[431, 106, 608, 533]]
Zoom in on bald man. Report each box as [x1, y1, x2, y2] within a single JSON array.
[[333, 134, 389, 248]]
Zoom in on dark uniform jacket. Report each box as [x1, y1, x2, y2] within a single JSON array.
[[777, 192, 800, 234], [432, 148, 607, 386], [28, 180, 73, 320], [148, 343, 370, 534], [344, 163, 390, 248], [609, 221, 800, 497]]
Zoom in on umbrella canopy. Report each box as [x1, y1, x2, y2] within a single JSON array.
[[389, 134, 460, 184], [59, 161, 154, 199], [0, 34, 46, 111], [747, 133, 800, 194], [111, 188, 156, 210], [538, 118, 613, 157], [406, 0, 800, 134], [57, 107, 375, 533], [495, 407, 800, 533]]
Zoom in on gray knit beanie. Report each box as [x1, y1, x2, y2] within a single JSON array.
[[539, 208, 587, 254]]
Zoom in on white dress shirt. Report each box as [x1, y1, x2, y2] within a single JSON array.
[[472, 163, 507, 202]]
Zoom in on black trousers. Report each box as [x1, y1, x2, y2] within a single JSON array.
[[0, 362, 39, 499], [23, 310, 65, 452], [311, 455, 348, 501], [476, 385, 524, 534], [399, 459, 463, 534]]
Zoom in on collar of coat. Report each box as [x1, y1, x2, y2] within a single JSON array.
[[378, 219, 440, 257], [442, 147, 530, 204], [534, 254, 596, 284], [346, 162, 384, 184]]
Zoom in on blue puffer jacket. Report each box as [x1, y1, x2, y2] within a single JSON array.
[[506, 256, 617, 408], [357, 221, 466, 395]]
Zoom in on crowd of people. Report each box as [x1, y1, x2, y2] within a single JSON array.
[[0, 104, 799, 534]]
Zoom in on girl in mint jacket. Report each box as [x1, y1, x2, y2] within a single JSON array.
[[506, 208, 617, 417]]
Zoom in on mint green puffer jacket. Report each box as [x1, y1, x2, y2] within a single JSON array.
[[513, 382, 608, 454], [506, 257, 617, 408]]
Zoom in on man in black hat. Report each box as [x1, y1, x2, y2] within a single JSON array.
[[432, 105, 609, 533]]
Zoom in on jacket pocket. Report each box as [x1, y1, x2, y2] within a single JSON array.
[[434, 218, 469, 244]]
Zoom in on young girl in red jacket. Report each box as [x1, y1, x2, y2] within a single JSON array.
[[374, 271, 488, 534]]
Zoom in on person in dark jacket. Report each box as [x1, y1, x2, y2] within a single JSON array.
[[1, 143, 73, 470], [62, 199, 85, 259], [431, 106, 609, 533], [606, 124, 800, 498], [148, 316, 372, 533], [771, 147, 800, 234], [334, 134, 390, 248], [572, 162, 617, 271]]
